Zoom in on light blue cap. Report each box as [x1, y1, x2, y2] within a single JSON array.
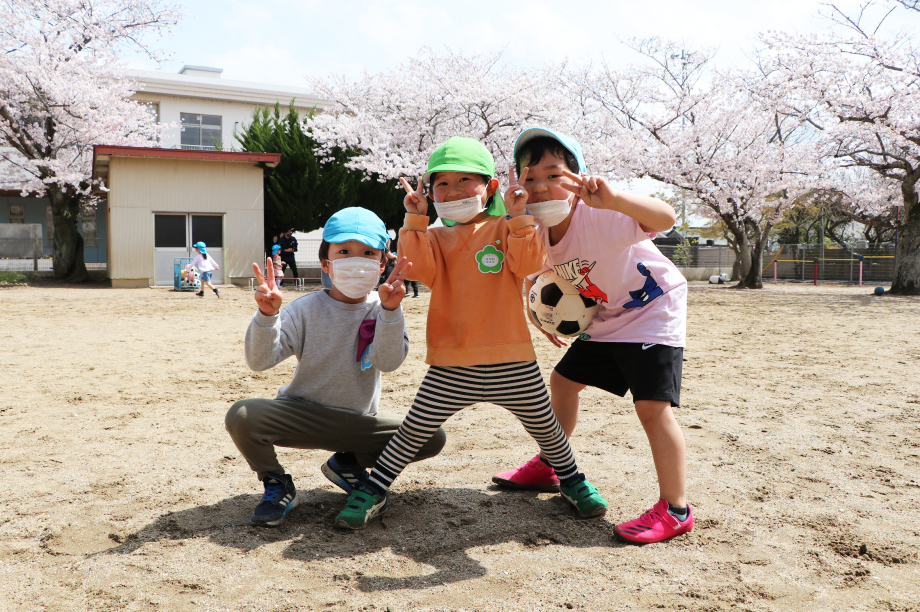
[[513, 127, 587, 174], [193, 241, 207, 254], [322, 207, 388, 249], [272, 244, 281, 254]]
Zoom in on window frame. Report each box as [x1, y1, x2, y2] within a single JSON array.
[[180, 113, 222, 150]]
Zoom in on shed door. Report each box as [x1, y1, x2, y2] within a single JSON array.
[[154, 214, 224, 286]]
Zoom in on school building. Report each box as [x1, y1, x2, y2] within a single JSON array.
[[92, 146, 280, 288], [0, 65, 332, 285]]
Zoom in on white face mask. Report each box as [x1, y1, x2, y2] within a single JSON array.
[[329, 257, 381, 299], [433, 192, 487, 224], [527, 198, 572, 227]]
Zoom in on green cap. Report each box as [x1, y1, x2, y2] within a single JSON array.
[[423, 137, 505, 225]]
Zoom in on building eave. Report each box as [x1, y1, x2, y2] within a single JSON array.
[[126, 70, 333, 110], [92, 145, 281, 189]]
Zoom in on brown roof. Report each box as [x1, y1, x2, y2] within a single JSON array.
[[92, 145, 281, 185]]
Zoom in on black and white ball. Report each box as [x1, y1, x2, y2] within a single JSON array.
[[529, 271, 600, 337]]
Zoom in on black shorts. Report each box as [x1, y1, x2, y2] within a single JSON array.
[[554, 340, 683, 407]]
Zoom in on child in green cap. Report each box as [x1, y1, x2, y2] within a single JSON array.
[[334, 137, 609, 529]]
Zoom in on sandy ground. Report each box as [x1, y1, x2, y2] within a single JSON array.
[[0, 280, 918, 612]]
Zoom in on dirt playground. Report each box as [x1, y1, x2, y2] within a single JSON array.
[[0, 281, 918, 611]]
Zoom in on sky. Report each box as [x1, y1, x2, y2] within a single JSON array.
[[122, 0, 910, 211], [126, 0, 900, 87]]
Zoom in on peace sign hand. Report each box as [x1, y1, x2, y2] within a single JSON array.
[[399, 177, 428, 216], [378, 256, 413, 311], [504, 166, 529, 218], [560, 169, 614, 210], [252, 257, 283, 316]]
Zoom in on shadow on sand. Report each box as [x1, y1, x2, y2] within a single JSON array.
[[101, 486, 623, 591]]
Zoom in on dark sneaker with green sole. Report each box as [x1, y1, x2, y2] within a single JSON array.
[[334, 483, 387, 529], [560, 475, 608, 518]]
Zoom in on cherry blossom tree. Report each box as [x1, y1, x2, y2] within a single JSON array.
[[756, 1, 920, 294], [0, 0, 178, 281], [564, 40, 819, 288], [308, 48, 568, 186]]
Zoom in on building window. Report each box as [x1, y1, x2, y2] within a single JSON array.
[[180, 113, 222, 150], [8, 203, 24, 224], [80, 203, 97, 246], [142, 102, 159, 124]]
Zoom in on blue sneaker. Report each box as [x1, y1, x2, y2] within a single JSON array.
[[321, 454, 369, 494], [250, 472, 297, 526]]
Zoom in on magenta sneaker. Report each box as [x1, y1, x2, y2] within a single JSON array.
[[613, 499, 693, 544], [492, 455, 561, 492]]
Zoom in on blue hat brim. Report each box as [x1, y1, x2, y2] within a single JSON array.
[[514, 128, 587, 174], [323, 231, 387, 250]]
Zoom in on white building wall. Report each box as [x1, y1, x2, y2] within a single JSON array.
[[107, 156, 265, 284], [131, 93, 319, 151]]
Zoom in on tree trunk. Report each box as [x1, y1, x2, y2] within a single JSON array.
[[48, 186, 88, 282], [890, 189, 920, 295], [721, 215, 749, 282]]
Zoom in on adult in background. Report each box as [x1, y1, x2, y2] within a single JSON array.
[[380, 244, 397, 287], [278, 228, 299, 282]]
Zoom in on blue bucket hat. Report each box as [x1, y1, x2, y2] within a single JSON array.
[[323, 207, 388, 249], [193, 241, 207, 254], [513, 127, 587, 174], [271, 244, 281, 255]]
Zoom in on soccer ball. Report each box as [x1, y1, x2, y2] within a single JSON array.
[[529, 271, 599, 337]]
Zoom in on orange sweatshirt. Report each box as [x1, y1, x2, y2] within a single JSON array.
[[398, 213, 546, 366]]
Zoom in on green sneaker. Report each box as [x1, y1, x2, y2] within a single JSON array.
[[334, 483, 388, 529], [560, 475, 608, 518]]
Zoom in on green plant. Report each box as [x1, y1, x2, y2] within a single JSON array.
[[0, 272, 28, 283]]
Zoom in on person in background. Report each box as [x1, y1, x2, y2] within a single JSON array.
[[271, 244, 286, 288], [277, 228, 299, 283], [380, 242, 397, 287], [188, 241, 220, 298]]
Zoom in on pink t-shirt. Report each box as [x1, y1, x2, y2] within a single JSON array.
[[533, 201, 687, 347]]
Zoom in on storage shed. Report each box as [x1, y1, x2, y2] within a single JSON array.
[[92, 146, 280, 288]]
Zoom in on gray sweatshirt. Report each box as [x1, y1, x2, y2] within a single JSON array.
[[244, 290, 408, 416]]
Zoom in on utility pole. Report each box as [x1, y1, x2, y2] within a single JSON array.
[[670, 49, 695, 237]]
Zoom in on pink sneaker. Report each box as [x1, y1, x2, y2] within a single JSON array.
[[492, 455, 561, 492], [613, 499, 693, 544]]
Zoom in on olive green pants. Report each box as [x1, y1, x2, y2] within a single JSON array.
[[225, 397, 447, 480]]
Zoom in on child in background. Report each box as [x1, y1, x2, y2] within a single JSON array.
[[271, 244, 285, 288], [226, 207, 446, 526], [188, 241, 220, 298], [492, 127, 691, 544], [333, 137, 608, 529]]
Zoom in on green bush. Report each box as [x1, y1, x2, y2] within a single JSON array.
[[0, 272, 28, 283]]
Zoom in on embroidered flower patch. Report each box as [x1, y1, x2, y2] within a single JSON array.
[[475, 245, 504, 274]]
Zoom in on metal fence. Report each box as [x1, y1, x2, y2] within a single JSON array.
[[764, 243, 896, 284], [655, 242, 896, 283], [0, 238, 108, 272]]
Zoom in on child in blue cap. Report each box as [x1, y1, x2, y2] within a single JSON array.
[[493, 127, 692, 544], [270, 244, 285, 288], [226, 207, 446, 526], [188, 241, 220, 298]]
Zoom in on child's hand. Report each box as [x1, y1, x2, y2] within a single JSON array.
[[504, 166, 529, 218], [252, 257, 282, 316], [378, 257, 412, 311], [399, 177, 428, 216], [526, 293, 569, 348], [561, 169, 616, 210]]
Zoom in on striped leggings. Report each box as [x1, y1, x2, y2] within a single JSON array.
[[368, 361, 579, 491]]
